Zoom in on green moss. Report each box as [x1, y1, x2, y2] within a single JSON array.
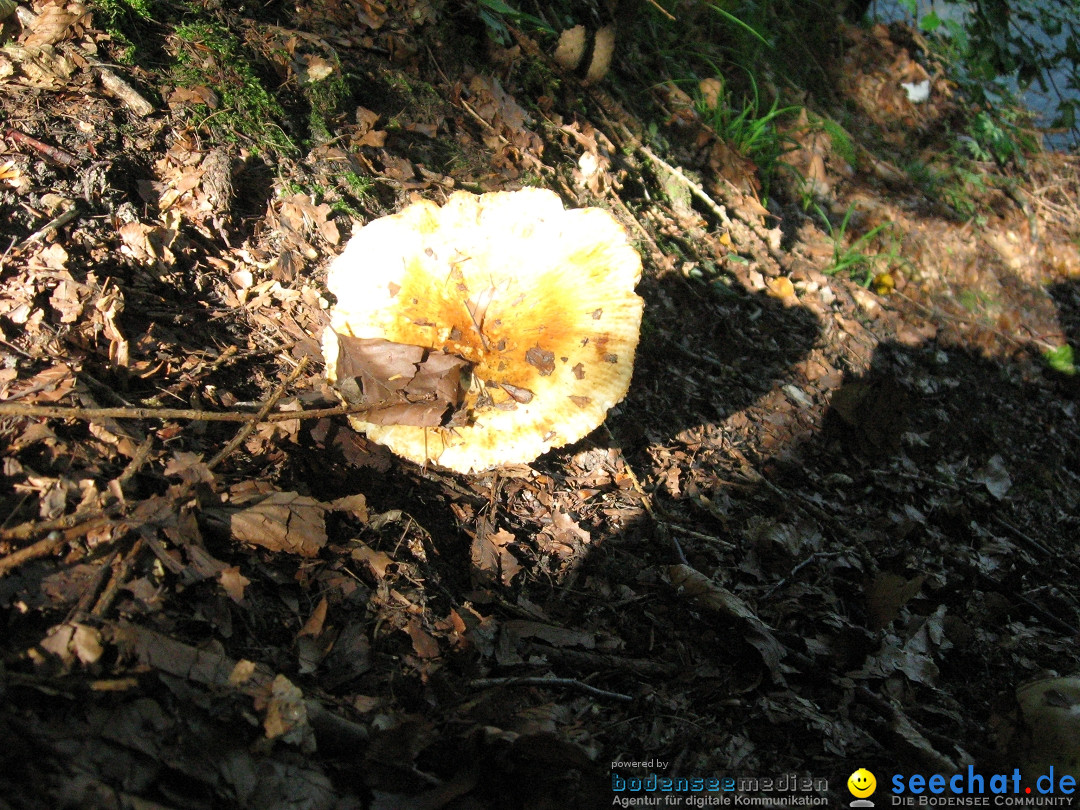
[[89, 0, 154, 65], [90, 0, 153, 24], [170, 20, 296, 157], [303, 61, 351, 143], [342, 171, 374, 200]]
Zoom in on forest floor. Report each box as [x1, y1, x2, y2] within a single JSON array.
[[2, 1, 1080, 808]]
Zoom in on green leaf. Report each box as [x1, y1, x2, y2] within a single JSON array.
[[920, 11, 941, 32], [1044, 344, 1077, 376]]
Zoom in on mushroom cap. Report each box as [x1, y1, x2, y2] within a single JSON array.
[[323, 188, 643, 473]]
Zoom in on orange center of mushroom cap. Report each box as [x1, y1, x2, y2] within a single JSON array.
[[324, 188, 643, 473]]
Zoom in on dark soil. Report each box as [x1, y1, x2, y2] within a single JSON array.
[[2, 2, 1079, 809]]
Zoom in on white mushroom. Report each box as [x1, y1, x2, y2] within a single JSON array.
[[323, 188, 643, 473]]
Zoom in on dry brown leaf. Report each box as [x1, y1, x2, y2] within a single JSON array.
[[219, 566, 250, 604], [261, 674, 316, 751], [118, 222, 177, 266], [866, 572, 926, 631], [21, 2, 86, 49], [30, 242, 69, 271], [351, 542, 395, 577], [48, 276, 84, 323], [163, 452, 215, 486], [354, 0, 387, 28], [405, 617, 440, 659], [228, 491, 328, 557], [502, 620, 596, 649], [7, 363, 75, 403], [667, 563, 786, 678], [471, 526, 522, 587], [298, 597, 329, 638], [329, 493, 369, 522], [37, 621, 104, 667], [354, 106, 387, 147], [166, 85, 219, 109], [94, 287, 129, 368]]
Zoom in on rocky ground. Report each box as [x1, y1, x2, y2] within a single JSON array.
[[1, 1, 1079, 808]]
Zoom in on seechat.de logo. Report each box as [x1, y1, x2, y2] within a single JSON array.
[[848, 768, 877, 807]]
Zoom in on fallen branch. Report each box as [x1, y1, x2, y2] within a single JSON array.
[[4, 128, 80, 168], [0, 531, 68, 576]]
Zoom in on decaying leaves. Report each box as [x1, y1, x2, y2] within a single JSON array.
[[226, 491, 328, 557]]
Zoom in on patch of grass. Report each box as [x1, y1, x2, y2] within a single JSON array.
[[169, 19, 296, 158], [816, 203, 898, 285], [475, 0, 553, 45], [958, 288, 998, 314], [695, 80, 799, 197], [819, 116, 857, 168], [905, 153, 994, 222], [90, 0, 153, 25]]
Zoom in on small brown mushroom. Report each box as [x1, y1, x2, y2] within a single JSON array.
[[322, 188, 643, 473]]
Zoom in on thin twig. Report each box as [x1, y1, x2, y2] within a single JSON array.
[[0, 401, 366, 423], [0, 437, 156, 567], [0, 531, 67, 576], [18, 205, 81, 248], [91, 535, 146, 617], [0, 363, 320, 567], [638, 143, 733, 228], [0, 504, 122, 545], [207, 357, 309, 470], [470, 676, 633, 702], [4, 129, 80, 168], [643, 0, 676, 21], [614, 448, 689, 565], [117, 436, 155, 488]]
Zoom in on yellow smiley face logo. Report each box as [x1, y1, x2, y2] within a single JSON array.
[[848, 768, 877, 798]]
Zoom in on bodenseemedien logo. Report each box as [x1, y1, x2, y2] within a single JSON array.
[[848, 768, 877, 808]]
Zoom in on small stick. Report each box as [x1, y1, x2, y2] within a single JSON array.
[[90, 535, 145, 617], [613, 446, 689, 565], [206, 357, 309, 470], [19, 205, 81, 248], [0, 401, 367, 423], [4, 129, 80, 168], [0, 505, 119, 545], [60, 44, 155, 117], [644, 0, 676, 20], [638, 143, 732, 227], [0, 531, 67, 576], [0, 436, 154, 568]]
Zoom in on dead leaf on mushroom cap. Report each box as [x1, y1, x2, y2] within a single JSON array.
[[323, 188, 644, 473]]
